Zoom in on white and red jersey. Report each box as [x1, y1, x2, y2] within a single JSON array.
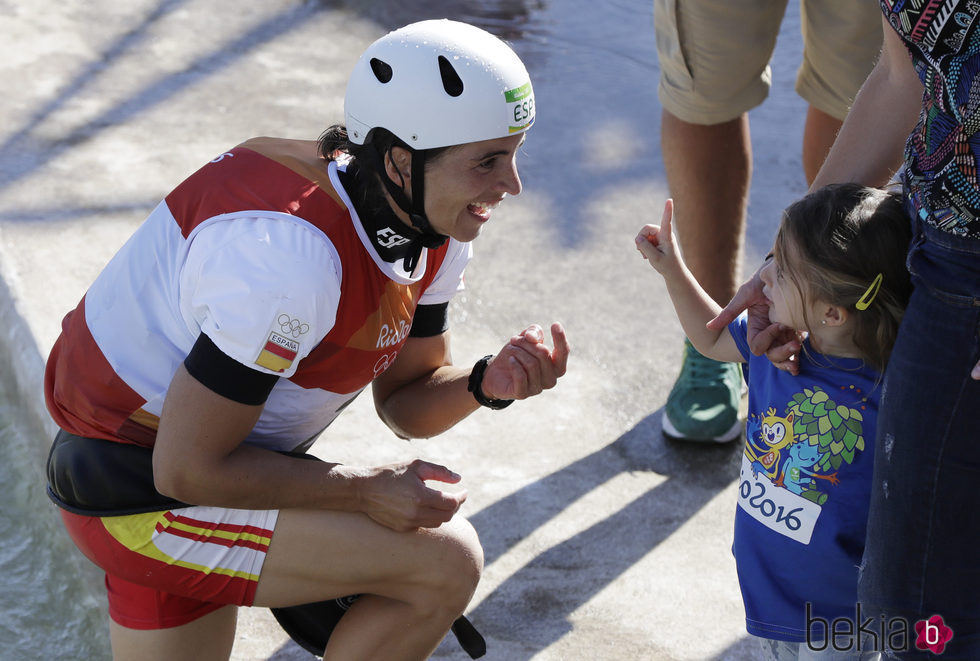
[[44, 138, 470, 452]]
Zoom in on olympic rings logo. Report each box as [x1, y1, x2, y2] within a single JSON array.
[[278, 314, 310, 338]]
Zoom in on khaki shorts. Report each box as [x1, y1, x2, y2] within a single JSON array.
[[654, 0, 882, 124]]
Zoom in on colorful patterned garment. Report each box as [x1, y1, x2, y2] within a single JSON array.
[[881, 0, 980, 237]]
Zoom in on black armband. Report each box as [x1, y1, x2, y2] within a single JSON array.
[[467, 355, 513, 410], [184, 333, 279, 405], [409, 302, 449, 337]]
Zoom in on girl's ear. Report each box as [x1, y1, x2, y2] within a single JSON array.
[[820, 304, 848, 327]]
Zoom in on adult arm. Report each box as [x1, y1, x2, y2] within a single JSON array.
[[809, 14, 922, 190], [152, 365, 466, 531], [156, 215, 480, 529], [371, 323, 570, 440]]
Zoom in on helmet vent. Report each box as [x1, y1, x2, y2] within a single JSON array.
[[438, 55, 464, 97], [369, 57, 393, 84]]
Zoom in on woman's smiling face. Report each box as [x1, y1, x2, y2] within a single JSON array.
[[391, 133, 525, 243]]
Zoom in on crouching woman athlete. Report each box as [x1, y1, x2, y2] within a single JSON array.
[[43, 20, 568, 661]]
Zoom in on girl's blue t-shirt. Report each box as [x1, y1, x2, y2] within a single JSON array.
[[728, 314, 880, 642]]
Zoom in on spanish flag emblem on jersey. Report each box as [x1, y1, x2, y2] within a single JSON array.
[[256, 332, 299, 372]]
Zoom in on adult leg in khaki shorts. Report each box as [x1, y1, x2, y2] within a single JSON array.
[[652, 0, 882, 442]]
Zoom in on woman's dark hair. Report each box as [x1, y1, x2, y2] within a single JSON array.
[[317, 124, 451, 214], [776, 182, 913, 372]]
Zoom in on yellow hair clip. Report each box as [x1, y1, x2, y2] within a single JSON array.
[[855, 273, 883, 310]]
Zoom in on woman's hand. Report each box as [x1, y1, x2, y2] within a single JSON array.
[[481, 323, 569, 401], [357, 459, 467, 532], [707, 263, 803, 375]]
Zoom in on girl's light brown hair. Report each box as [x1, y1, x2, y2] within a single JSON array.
[[775, 183, 913, 372]]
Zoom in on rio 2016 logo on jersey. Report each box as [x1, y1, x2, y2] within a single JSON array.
[[377, 319, 410, 349], [505, 82, 534, 133]]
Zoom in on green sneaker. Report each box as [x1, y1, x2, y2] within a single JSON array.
[[662, 339, 744, 442]]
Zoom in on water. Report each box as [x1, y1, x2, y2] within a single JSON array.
[[0, 366, 110, 660]]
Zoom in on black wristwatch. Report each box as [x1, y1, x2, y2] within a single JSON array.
[[467, 355, 514, 409]]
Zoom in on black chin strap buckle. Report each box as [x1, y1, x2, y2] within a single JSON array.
[[412, 214, 449, 249], [400, 217, 445, 273]]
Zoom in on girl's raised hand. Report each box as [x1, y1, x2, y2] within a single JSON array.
[[634, 199, 678, 273]]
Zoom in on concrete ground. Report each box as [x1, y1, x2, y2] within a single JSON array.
[[0, 1, 813, 659]]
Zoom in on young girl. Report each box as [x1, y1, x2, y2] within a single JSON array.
[[635, 183, 912, 660]]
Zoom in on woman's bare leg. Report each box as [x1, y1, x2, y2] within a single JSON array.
[[108, 605, 237, 661], [253, 510, 483, 660]]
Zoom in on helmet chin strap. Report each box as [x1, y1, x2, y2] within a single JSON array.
[[364, 142, 448, 250]]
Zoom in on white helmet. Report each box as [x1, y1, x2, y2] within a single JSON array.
[[344, 19, 535, 149]]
